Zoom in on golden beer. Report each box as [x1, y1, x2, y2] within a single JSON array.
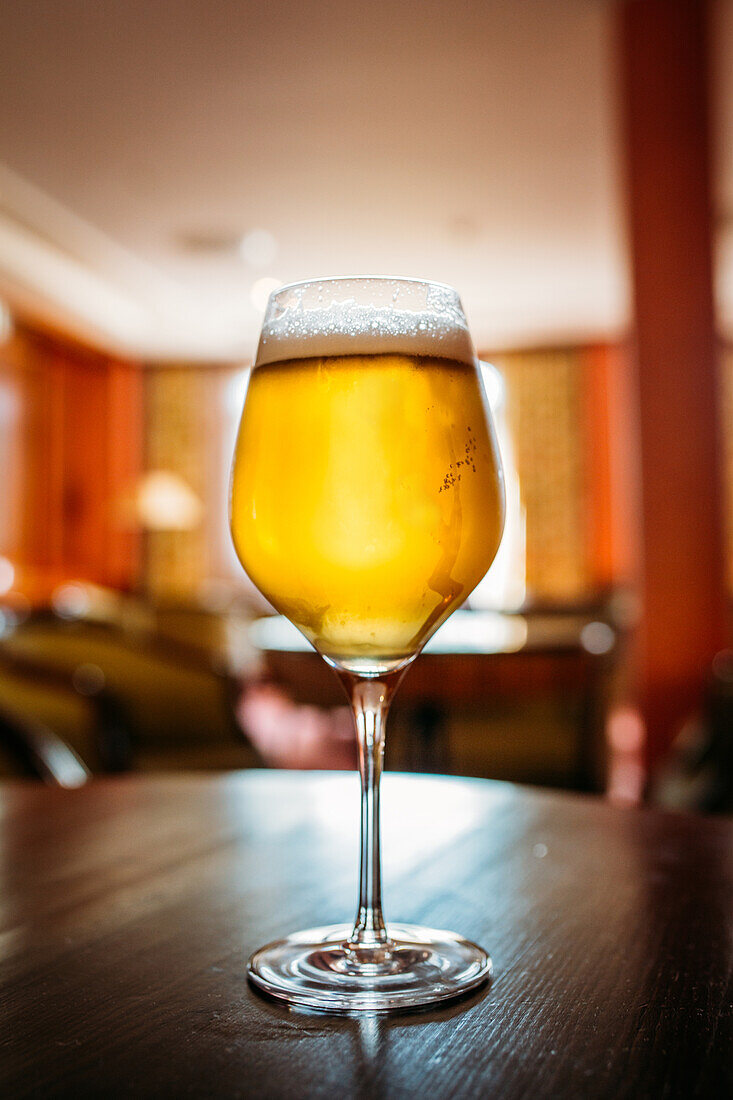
[[231, 351, 504, 670], [236, 279, 503, 1011]]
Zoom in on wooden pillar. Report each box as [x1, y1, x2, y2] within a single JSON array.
[[618, 0, 728, 767]]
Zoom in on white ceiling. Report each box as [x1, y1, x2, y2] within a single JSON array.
[[0, 0, 726, 360]]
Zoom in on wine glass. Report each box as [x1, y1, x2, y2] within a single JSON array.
[[230, 276, 505, 1012]]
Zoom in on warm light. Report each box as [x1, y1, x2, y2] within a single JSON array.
[[0, 556, 15, 595], [250, 277, 283, 313], [606, 706, 646, 806], [239, 229, 278, 268], [580, 621, 615, 655], [607, 706, 645, 753], [0, 300, 13, 343], [52, 583, 91, 619], [134, 470, 203, 531]]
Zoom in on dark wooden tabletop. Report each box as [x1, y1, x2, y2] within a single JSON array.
[[1, 771, 731, 1099]]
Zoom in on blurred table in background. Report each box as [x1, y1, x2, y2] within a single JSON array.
[[1, 771, 730, 1098], [0, 593, 625, 790], [253, 608, 623, 791], [0, 600, 260, 778]]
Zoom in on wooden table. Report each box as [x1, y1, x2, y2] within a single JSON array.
[[1, 771, 731, 1098]]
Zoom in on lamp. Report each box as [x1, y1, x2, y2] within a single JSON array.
[[133, 470, 203, 532]]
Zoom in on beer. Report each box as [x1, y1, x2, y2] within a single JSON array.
[[231, 350, 504, 671]]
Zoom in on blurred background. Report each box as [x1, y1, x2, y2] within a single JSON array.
[[0, 0, 731, 810]]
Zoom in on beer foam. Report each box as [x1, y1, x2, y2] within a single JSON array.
[[255, 278, 476, 366]]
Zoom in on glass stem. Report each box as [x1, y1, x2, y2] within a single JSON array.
[[341, 672, 400, 956]]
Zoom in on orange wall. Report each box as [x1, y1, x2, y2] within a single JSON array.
[[1, 324, 143, 597], [581, 341, 639, 596], [487, 342, 638, 603]]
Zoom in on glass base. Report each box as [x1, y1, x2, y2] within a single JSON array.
[[247, 923, 491, 1013]]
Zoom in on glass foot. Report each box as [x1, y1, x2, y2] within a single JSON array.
[[247, 923, 491, 1013]]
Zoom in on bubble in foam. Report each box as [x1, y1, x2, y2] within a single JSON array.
[[255, 277, 475, 367]]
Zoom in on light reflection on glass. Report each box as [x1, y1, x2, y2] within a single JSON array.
[[469, 362, 526, 612], [250, 609, 528, 656]]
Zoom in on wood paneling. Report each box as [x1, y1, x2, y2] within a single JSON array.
[[144, 367, 211, 600], [492, 348, 590, 601], [143, 364, 249, 600], [490, 344, 635, 602], [581, 342, 639, 593], [0, 325, 143, 597]]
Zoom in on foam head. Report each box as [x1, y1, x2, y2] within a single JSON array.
[[255, 276, 476, 367]]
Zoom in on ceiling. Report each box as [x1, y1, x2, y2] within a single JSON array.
[[0, 0, 727, 360]]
